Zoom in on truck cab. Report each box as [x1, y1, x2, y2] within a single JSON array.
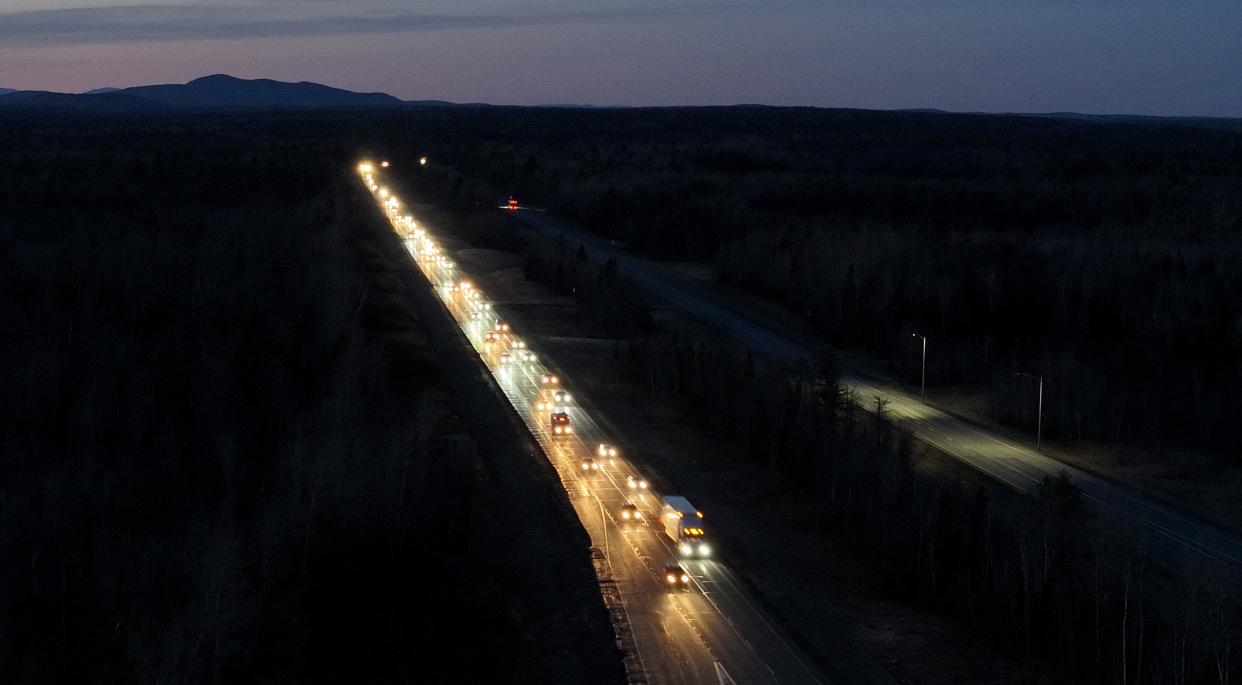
[[661, 496, 711, 558]]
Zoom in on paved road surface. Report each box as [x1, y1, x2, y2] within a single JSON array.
[[364, 170, 828, 685], [511, 209, 1242, 581]]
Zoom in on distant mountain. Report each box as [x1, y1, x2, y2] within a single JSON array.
[[0, 74, 409, 112], [0, 88, 15, 96], [116, 74, 402, 109]]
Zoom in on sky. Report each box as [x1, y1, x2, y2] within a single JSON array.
[[0, 1, 1239, 116]]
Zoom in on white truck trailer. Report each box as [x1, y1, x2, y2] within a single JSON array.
[[661, 496, 711, 557]]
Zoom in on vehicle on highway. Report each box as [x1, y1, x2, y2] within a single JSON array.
[[661, 496, 711, 557], [597, 444, 618, 465], [580, 457, 599, 472], [540, 372, 560, 386], [508, 196, 519, 211], [551, 411, 573, 435], [626, 474, 648, 490], [535, 386, 566, 411], [498, 352, 513, 366], [663, 564, 691, 590], [620, 503, 642, 521]]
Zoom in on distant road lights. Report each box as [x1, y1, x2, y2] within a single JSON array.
[[912, 332, 927, 402], [379, 187, 389, 198], [419, 156, 428, 166], [381, 160, 390, 168], [357, 162, 373, 174]]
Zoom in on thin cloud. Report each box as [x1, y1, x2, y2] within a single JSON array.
[[0, 5, 511, 46], [0, 1, 796, 47]]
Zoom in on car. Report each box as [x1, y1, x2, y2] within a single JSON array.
[[663, 564, 691, 590], [627, 474, 649, 490], [540, 373, 560, 386], [551, 412, 573, 435], [597, 444, 618, 464], [553, 389, 570, 403], [580, 457, 599, 472], [619, 503, 643, 521]]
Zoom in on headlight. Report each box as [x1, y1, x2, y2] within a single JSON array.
[[680, 574, 689, 583], [679, 544, 692, 556], [622, 511, 631, 519], [666, 574, 676, 584], [698, 545, 711, 557], [565, 427, 573, 434], [634, 512, 642, 519]]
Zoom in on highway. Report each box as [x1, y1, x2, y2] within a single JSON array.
[[359, 163, 828, 685], [507, 209, 1242, 581]]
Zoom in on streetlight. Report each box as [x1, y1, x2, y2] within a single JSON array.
[[912, 333, 927, 402], [1014, 372, 1044, 451]]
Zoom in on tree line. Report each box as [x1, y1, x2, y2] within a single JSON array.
[[0, 110, 620, 683], [413, 106, 1242, 461], [623, 330, 1239, 683]]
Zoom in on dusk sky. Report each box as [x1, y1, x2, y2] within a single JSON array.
[[1, 1, 1239, 116]]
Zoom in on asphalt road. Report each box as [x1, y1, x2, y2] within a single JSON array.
[[365, 171, 828, 685], [510, 209, 1242, 581]]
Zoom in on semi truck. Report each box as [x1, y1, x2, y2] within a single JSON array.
[[661, 496, 711, 557]]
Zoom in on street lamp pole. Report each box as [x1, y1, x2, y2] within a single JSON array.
[[913, 333, 927, 402], [1015, 372, 1044, 451], [1033, 372, 1043, 451]]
